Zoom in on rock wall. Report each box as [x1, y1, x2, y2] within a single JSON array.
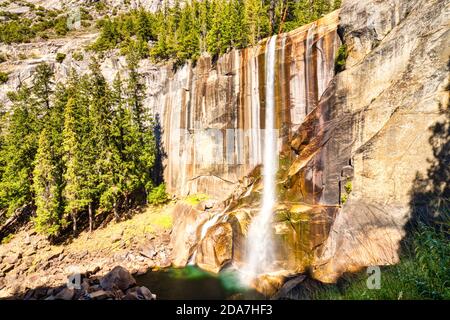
[[170, 0, 449, 286], [311, 0, 449, 282], [154, 11, 340, 199]]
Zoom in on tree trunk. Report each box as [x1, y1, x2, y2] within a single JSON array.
[[278, 0, 289, 34], [72, 210, 77, 235], [88, 202, 93, 232], [269, 0, 278, 34], [114, 202, 120, 222]]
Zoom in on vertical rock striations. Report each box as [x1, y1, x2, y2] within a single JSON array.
[[155, 10, 340, 199], [169, 0, 449, 287]]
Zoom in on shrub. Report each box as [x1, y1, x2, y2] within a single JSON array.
[[56, 53, 66, 63], [335, 44, 348, 73], [184, 193, 210, 206], [1, 233, 13, 244], [0, 71, 8, 84], [72, 51, 84, 61], [344, 181, 352, 194], [0, 53, 7, 63], [148, 183, 169, 205], [54, 17, 68, 36], [95, 1, 107, 12], [341, 193, 348, 204]]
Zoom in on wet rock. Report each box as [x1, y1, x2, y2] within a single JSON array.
[[202, 199, 216, 211], [253, 272, 289, 297], [24, 287, 48, 300], [136, 267, 148, 276], [99, 266, 136, 291], [124, 286, 156, 300], [271, 275, 306, 300]]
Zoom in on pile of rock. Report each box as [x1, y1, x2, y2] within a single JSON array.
[[0, 226, 172, 298], [22, 266, 156, 300]]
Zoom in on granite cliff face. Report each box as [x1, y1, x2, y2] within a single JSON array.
[[311, 0, 449, 282], [170, 0, 449, 287], [154, 10, 340, 199]]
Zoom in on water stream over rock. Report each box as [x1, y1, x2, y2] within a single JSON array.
[[242, 35, 279, 283]]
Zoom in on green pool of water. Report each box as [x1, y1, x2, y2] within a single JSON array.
[[136, 266, 264, 300]]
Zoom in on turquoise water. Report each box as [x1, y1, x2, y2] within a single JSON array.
[[136, 266, 264, 300]]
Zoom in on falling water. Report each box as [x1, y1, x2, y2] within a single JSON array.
[[242, 35, 278, 283], [305, 23, 317, 115]]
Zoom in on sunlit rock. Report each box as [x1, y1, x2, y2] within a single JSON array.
[[169, 203, 211, 267], [196, 223, 233, 273]]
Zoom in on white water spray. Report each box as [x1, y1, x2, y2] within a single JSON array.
[[242, 35, 278, 283]]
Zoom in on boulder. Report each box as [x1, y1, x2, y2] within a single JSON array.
[[89, 290, 112, 300], [54, 287, 75, 300], [169, 203, 211, 267], [4, 252, 21, 265], [252, 271, 289, 298], [196, 222, 232, 273], [271, 275, 306, 300], [124, 286, 156, 300], [139, 245, 156, 259], [99, 266, 136, 291]]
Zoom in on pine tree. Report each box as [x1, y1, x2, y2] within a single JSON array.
[[244, 0, 269, 45], [87, 60, 113, 228], [230, 0, 248, 49], [126, 52, 146, 132], [0, 86, 39, 216], [206, 0, 224, 56], [102, 75, 141, 220], [176, 2, 200, 64], [32, 128, 63, 236], [196, 0, 210, 53], [32, 63, 54, 112], [62, 97, 89, 234], [136, 8, 154, 42]]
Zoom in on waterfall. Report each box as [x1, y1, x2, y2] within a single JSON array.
[[242, 35, 278, 283], [305, 23, 316, 115]]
